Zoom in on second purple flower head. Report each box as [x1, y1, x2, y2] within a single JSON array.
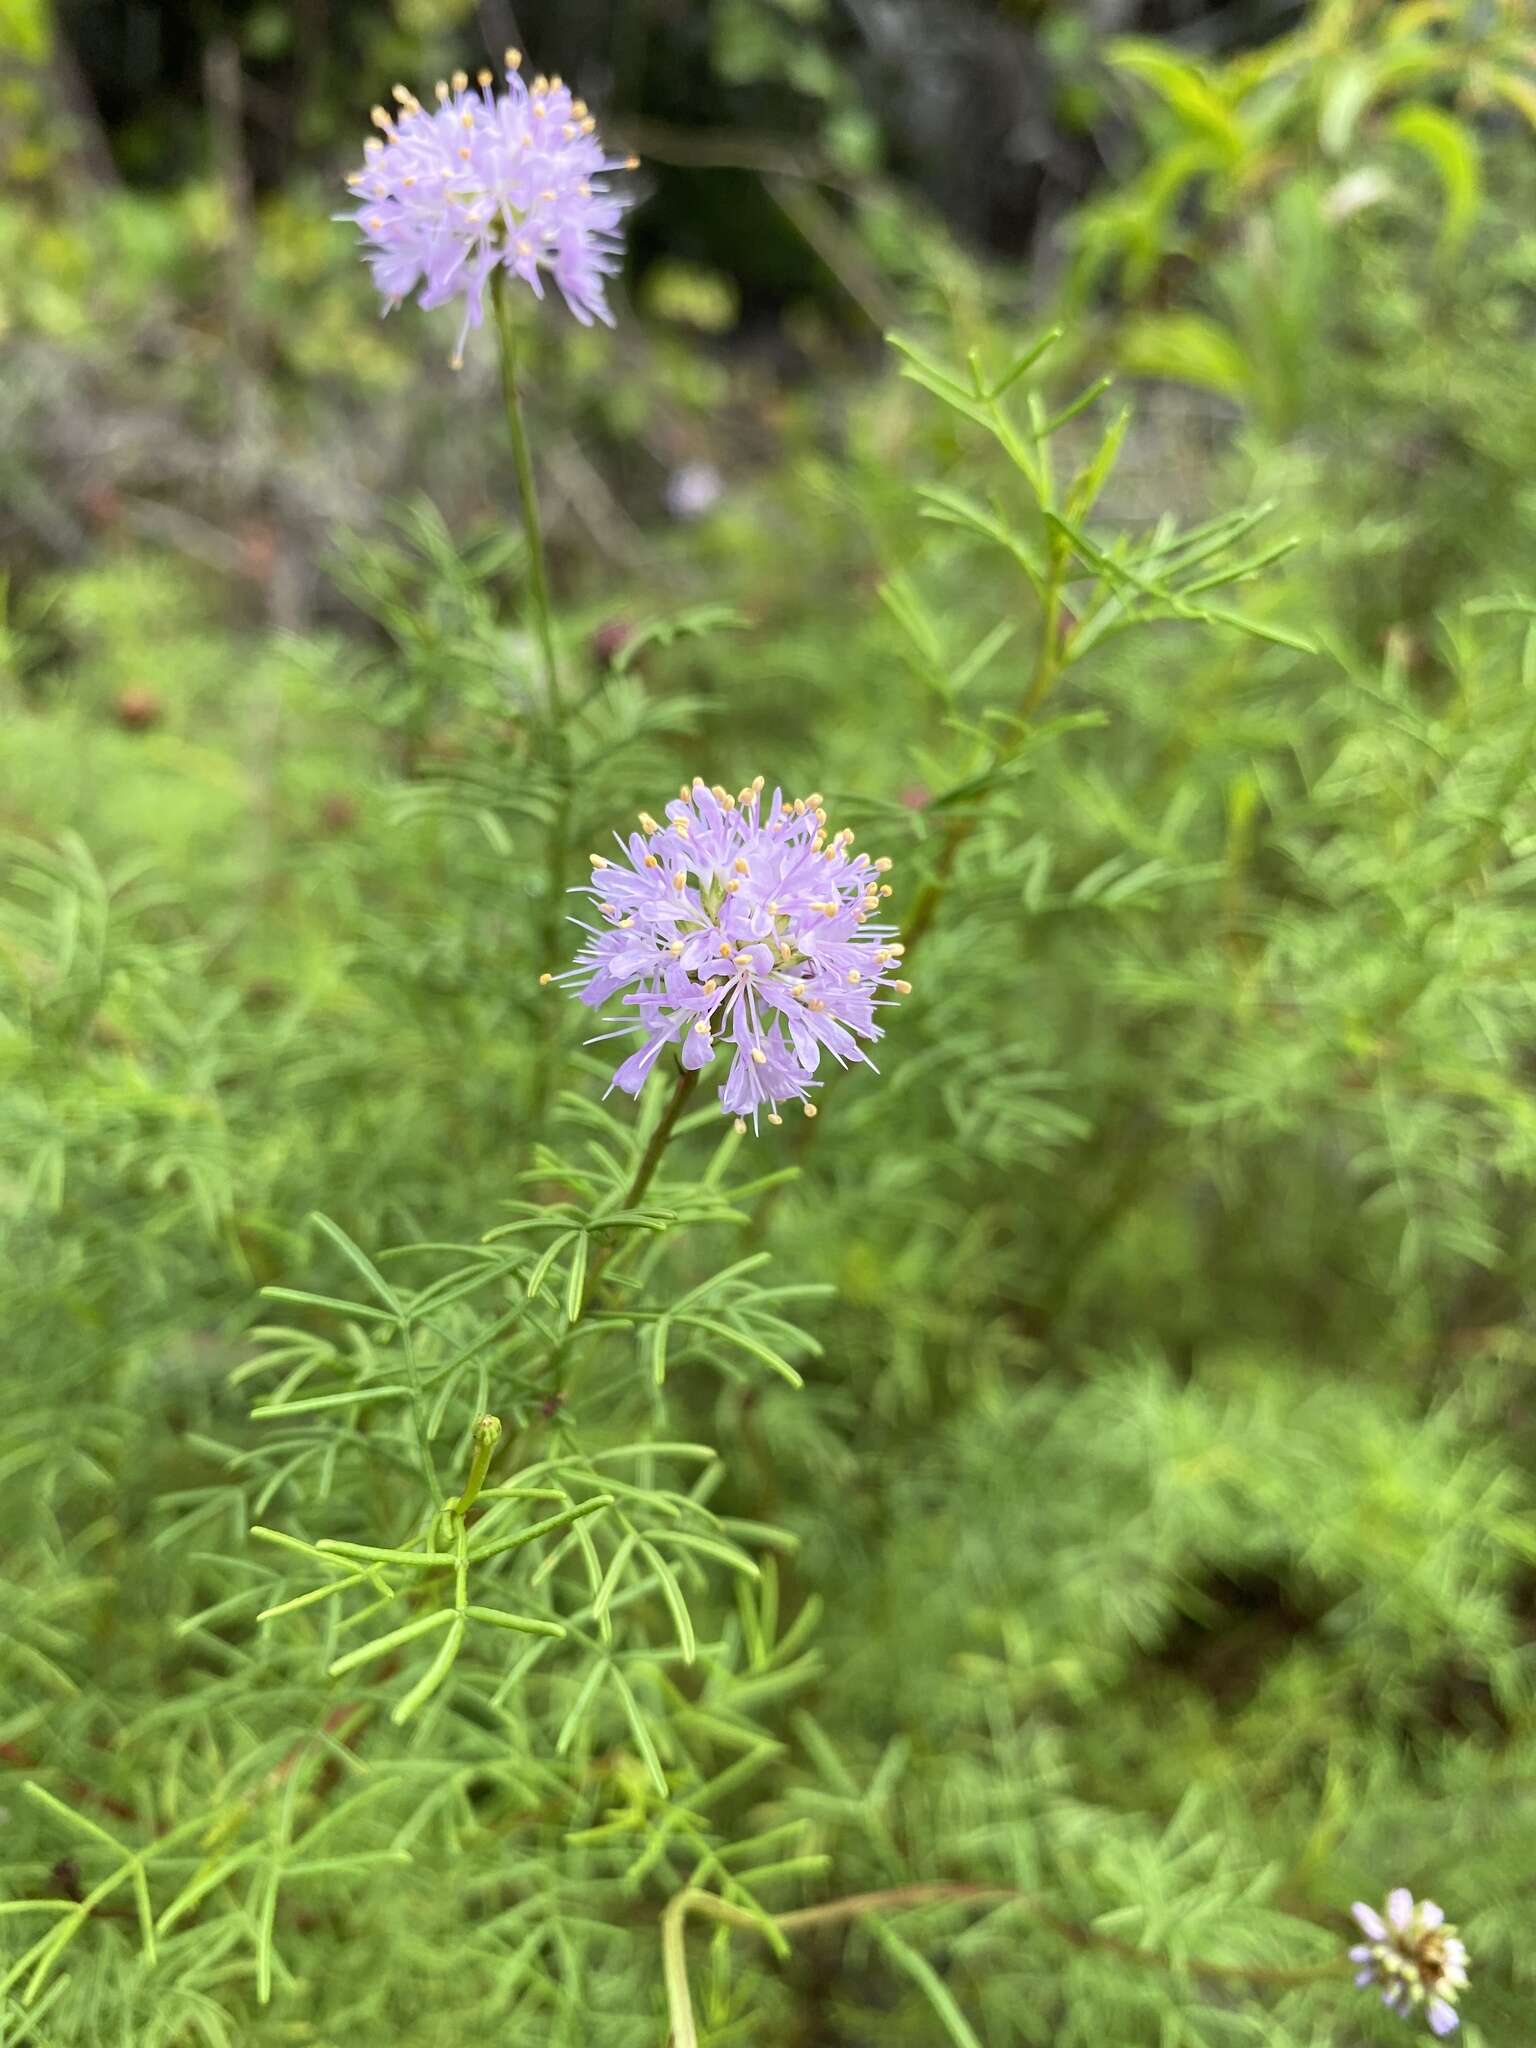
[[547, 778, 911, 1129]]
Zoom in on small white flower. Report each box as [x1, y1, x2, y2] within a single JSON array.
[[1350, 1889, 1468, 2036]]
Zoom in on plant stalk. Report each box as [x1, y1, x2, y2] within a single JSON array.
[[579, 1063, 699, 1314], [491, 270, 561, 723], [661, 1882, 1347, 2048], [491, 272, 573, 1121]]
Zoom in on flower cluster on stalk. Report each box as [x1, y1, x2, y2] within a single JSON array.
[[342, 52, 635, 361], [1351, 1890, 1469, 2035], [548, 777, 910, 1128]]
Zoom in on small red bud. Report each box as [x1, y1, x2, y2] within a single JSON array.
[[115, 687, 161, 731]]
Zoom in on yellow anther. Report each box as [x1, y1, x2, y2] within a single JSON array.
[[893, 979, 912, 994], [809, 998, 826, 1013], [643, 854, 660, 869], [369, 214, 384, 229], [875, 856, 893, 872], [346, 171, 364, 185], [477, 68, 493, 87], [725, 878, 741, 893], [669, 940, 685, 955], [879, 885, 893, 898], [505, 48, 522, 69], [533, 74, 549, 93], [752, 775, 765, 792], [370, 105, 392, 128], [435, 81, 450, 100], [550, 74, 563, 89], [572, 99, 588, 117], [847, 970, 862, 985], [733, 1118, 747, 1135], [589, 853, 609, 869], [671, 873, 686, 892], [639, 811, 659, 834], [391, 83, 413, 103], [803, 1103, 818, 1118], [458, 147, 471, 161], [750, 1048, 767, 1065], [694, 1020, 710, 1037], [538, 973, 552, 985], [452, 69, 468, 91], [768, 1112, 783, 1126]]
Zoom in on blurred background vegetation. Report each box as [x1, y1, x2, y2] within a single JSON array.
[[5, 0, 1536, 2042]]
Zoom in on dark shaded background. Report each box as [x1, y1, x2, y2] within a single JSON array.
[[57, 0, 1302, 295]]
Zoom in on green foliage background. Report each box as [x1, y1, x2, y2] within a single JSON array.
[[3, 2, 1536, 2042]]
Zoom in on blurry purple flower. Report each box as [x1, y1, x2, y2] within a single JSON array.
[[1350, 1890, 1469, 2035], [545, 776, 910, 1128], [664, 462, 725, 522], [342, 54, 635, 364]]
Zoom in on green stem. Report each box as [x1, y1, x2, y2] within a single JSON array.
[[536, 1063, 701, 1396], [491, 270, 561, 722], [578, 1063, 699, 1315], [490, 274, 572, 1121], [661, 1882, 1347, 2048]]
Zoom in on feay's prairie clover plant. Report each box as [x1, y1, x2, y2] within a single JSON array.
[[2, 49, 1482, 2048]]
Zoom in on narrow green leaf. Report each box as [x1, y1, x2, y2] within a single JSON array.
[[869, 1918, 984, 2048], [326, 1607, 453, 1679], [309, 1212, 403, 1315], [390, 1612, 465, 1724], [468, 1493, 615, 1566], [607, 1663, 667, 1796], [250, 1386, 414, 1419], [463, 1604, 566, 1637]]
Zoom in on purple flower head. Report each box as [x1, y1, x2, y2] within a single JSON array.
[[342, 53, 635, 364], [1349, 1890, 1469, 2035], [547, 777, 910, 1129]]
